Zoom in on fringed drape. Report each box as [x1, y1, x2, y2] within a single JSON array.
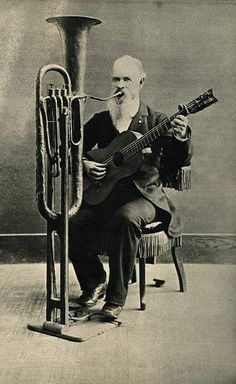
[[138, 231, 182, 263], [163, 165, 191, 191]]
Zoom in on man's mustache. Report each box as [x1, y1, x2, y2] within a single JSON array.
[[112, 88, 133, 103], [112, 88, 125, 96]]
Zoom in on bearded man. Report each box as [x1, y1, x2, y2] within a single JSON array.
[[69, 55, 193, 319]]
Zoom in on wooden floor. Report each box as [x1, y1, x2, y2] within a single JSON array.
[[0, 263, 236, 384]]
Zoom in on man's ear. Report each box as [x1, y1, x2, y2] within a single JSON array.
[[139, 74, 146, 89]]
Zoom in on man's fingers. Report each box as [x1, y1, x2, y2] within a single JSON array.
[[91, 165, 107, 172], [89, 161, 106, 169], [92, 174, 106, 180], [89, 166, 106, 179], [91, 169, 106, 176], [173, 116, 186, 125], [91, 171, 106, 180], [83, 159, 107, 180], [173, 127, 184, 135]]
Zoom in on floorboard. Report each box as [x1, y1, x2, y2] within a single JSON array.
[[0, 263, 235, 384]]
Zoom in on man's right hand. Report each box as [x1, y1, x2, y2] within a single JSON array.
[[83, 159, 107, 181]]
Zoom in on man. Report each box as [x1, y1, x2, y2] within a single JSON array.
[[69, 55, 193, 319]]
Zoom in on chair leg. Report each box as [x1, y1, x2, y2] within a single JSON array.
[[139, 258, 146, 310], [171, 246, 187, 292]]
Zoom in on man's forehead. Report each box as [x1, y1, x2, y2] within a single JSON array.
[[112, 58, 142, 77]]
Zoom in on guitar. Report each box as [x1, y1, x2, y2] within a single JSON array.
[[83, 89, 218, 205]]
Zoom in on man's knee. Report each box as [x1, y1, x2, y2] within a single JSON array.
[[110, 207, 142, 231]]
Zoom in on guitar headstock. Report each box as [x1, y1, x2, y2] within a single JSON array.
[[185, 89, 218, 115]]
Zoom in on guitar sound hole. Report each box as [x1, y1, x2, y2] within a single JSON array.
[[113, 152, 124, 167]]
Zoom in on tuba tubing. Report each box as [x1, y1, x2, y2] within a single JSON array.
[[36, 64, 72, 222]]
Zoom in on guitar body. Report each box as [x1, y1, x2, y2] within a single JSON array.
[[83, 131, 143, 205]]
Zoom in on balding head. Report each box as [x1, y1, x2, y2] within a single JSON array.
[[112, 55, 145, 79]]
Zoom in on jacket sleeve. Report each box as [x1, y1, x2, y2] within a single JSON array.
[[83, 114, 99, 154], [148, 109, 193, 176]]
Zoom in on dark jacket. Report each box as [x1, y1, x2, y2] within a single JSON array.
[[83, 102, 193, 236]]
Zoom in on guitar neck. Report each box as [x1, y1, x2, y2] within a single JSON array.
[[105, 89, 217, 165], [117, 108, 186, 160]]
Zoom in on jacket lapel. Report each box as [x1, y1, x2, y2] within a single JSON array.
[[129, 102, 149, 135]]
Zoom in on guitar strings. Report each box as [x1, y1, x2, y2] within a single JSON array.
[[103, 101, 195, 165], [103, 115, 174, 165]]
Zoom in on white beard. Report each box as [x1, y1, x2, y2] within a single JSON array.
[[107, 94, 139, 131]]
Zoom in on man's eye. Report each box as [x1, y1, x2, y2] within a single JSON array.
[[112, 77, 120, 82], [123, 77, 131, 82]]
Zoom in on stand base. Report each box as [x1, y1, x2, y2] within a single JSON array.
[[28, 312, 121, 342]]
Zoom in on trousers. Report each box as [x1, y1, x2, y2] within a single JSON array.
[[69, 180, 169, 306]]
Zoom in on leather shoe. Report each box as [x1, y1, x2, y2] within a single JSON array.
[[78, 282, 107, 307], [101, 303, 123, 319]]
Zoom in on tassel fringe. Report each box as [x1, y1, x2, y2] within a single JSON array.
[[99, 230, 182, 261], [176, 166, 191, 191], [163, 166, 191, 191], [139, 231, 182, 261]]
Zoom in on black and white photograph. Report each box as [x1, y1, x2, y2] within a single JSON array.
[[0, 0, 235, 383]]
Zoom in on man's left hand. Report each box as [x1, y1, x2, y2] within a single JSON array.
[[171, 115, 188, 140]]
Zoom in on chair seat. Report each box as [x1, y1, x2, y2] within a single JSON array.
[[139, 222, 182, 263]]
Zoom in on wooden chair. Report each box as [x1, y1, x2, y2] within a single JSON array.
[[135, 165, 191, 310]]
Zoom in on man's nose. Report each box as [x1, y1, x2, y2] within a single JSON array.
[[117, 79, 125, 88]]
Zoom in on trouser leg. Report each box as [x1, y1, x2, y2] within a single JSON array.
[[69, 206, 106, 290], [105, 197, 157, 306]]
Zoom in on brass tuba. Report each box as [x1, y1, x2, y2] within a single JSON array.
[[35, 16, 121, 326], [36, 16, 102, 223]]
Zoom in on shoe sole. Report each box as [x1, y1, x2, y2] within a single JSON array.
[[102, 311, 118, 320], [101, 307, 122, 319]]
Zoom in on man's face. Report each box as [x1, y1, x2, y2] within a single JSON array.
[[111, 59, 144, 104]]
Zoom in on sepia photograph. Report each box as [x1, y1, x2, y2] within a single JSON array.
[[0, 0, 235, 383]]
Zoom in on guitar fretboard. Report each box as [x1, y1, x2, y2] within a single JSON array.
[[103, 88, 217, 165], [104, 109, 183, 165]]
